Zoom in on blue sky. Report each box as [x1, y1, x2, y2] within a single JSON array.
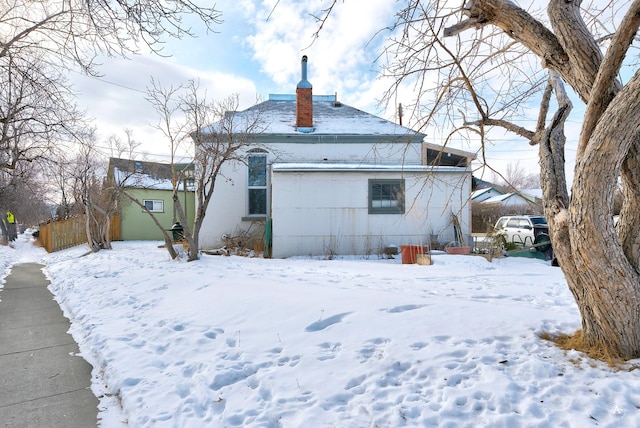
[[69, 0, 579, 183], [70, 1, 398, 156]]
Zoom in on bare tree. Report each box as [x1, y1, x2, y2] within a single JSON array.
[[0, 55, 83, 171], [490, 161, 541, 192], [364, 1, 640, 358], [1, 1, 221, 73], [188, 88, 265, 259], [0, 160, 52, 240], [146, 80, 264, 261], [104, 155, 182, 260], [70, 131, 116, 251], [44, 155, 77, 219], [144, 79, 199, 260], [68, 129, 145, 252], [0, 1, 223, 197]]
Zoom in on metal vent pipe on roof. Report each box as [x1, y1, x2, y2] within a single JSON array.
[[297, 55, 312, 89]]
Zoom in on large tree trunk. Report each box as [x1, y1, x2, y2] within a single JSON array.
[[449, 0, 640, 357], [564, 73, 640, 358], [547, 1, 640, 358]]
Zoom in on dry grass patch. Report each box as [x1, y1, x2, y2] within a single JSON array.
[[539, 329, 640, 370]]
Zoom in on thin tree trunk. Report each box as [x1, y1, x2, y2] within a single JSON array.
[[121, 190, 178, 260], [172, 191, 198, 262]]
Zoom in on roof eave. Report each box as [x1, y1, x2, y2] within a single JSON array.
[[254, 133, 426, 145]]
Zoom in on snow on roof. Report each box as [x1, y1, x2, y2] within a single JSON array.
[[204, 94, 426, 138], [109, 158, 195, 191], [482, 193, 517, 204], [470, 187, 504, 200], [482, 192, 535, 204], [113, 168, 176, 191]]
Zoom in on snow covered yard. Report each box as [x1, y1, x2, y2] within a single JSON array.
[[3, 236, 640, 427]]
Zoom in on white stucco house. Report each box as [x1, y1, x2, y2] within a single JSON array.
[[197, 56, 476, 258]]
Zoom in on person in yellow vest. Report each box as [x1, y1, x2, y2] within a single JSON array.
[[6, 211, 16, 241]]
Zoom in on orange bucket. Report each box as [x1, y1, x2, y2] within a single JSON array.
[[400, 245, 428, 264]]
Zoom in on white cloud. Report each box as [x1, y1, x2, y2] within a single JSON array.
[[243, 1, 396, 102], [70, 55, 258, 161], [64, 0, 581, 184]]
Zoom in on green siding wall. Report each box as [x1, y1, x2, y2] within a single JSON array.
[[120, 188, 195, 241]]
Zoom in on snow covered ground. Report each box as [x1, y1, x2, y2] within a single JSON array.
[[3, 233, 640, 427]]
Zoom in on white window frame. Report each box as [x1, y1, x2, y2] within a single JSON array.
[[143, 199, 164, 213], [247, 150, 268, 217]]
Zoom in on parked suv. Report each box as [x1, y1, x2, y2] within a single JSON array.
[[494, 215, 548, 247]]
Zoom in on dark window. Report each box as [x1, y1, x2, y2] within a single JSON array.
[[530, 217, 547, 225], [369, 179, 405, 214], [248, 155, 267, 187], [248, 189, 267, 215]]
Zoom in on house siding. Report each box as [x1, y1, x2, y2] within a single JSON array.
[[270, 168, 471, 258], [120, 188, 195, 241], [197, 140, 425, 250], [195, 87, 475, 257]]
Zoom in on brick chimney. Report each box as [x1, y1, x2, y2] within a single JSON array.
[[296, 55, 313, 131]]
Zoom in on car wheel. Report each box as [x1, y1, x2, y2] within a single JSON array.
[[534, 233, 551, 253]]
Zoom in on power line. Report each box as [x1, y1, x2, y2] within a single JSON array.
[[70, 69, 147, 94]]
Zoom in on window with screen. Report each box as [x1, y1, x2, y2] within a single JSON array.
[[369, 179, 405, 214]]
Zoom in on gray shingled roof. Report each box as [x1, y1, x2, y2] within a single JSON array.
[[204, 95, 426, 141]]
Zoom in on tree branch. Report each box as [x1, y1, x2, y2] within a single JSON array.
[[444, 0, 569, 73], [464, 117, 535, 141], [121, 189, 179, 259], [579, 0, 640, 152]]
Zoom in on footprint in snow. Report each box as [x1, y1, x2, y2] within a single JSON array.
[[410, 341, 428, 350], [384, 304, 427, 313], [203, 328, 224, 339], [304, 312, 351, 332], [358, 337, 390, 362], [277, 355, 301, 367], [317, 342, 342, 361]]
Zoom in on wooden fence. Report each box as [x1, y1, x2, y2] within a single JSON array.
[[38, 214, 121, 253]]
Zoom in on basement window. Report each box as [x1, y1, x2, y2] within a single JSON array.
[[369, 179, 405, 214], [143, 199, 164, 213]]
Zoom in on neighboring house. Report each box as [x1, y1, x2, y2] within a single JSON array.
[[481, 192, 538, 208], [423, 143, 474, 168], [471, 187, 505, 203], [107, 158, 195, 241], [197, 56, 476, 258], [471, 181, 543, 210]]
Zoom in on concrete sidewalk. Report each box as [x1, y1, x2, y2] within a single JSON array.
[[0, 262, 99, 428]]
